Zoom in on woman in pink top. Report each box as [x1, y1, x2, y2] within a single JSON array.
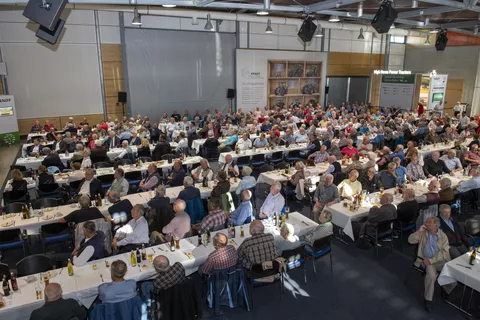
[[341, 139, 359, 158]]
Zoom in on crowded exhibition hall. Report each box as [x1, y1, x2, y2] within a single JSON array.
[[2, 0, 480, 319]]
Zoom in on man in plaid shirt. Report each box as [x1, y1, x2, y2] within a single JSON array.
[[200, 233, 238, 275], [152, 255, 186, 293], [199, 198, 226, 232], [237, 220, 278, 270]]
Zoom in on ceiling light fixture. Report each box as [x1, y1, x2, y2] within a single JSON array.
[[412, 0, 418, 8], [424, 34, 430, 45], [204, 14, 214, 30], [257, 0, 270, 16], [129, 0, 136, 4], [265, 19, 273, 33], [132, 8, 142, 26], [329, 15, 340, 22], [257, 10, 269, 15], [358, 28, 365, 40], [315, 24, 323, 37], [358, 2, 363, 17], [162, 4, 177, 7]]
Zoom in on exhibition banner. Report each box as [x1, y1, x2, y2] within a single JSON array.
[[0, 95, 20, 145], [428, 74, 448, 113], [380, 74, 416, 110]]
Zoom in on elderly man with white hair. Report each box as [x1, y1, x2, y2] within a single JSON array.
[[423, 151, 452, 178], [439, 149, 463, 172], [341, 139, 358, 158], [236, 166, 256, 195], [221, 154, 239, 177], [415, 179, 441, 229], [338, 170, 362, 201], [229, 190, 253, 226], [294, 127, 308, 143], [30, 283, 87, 320], [390, 144, 405, 161], [357, 193, 397, 238], [178, 176, 201, 201], [112, 204, 149, 252], [161, 199, 191, 239], [192, 158, 214, 183], [454, 167, 480, 193], [312, 174, 340, 221], [308, 144, 329, 164], [357, 136, 373, 155], [259, 181, 285, 219], [237, 132, 252, 151]]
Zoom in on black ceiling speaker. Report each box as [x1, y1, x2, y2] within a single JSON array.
[[36, 19, 64, 45], [23, 0, 67, 31], [298, 16, 317, 43], [435, 30, 448, 51], [371, 1, 398, 34]]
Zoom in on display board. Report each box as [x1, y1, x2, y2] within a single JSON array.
[[0, 95, 19, 145], [428, 74, 448, 113], [379, 74, 416, 109]]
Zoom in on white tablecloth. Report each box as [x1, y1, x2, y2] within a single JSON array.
[[438, 253, 480, 292], [15, 154, 71, 171], [418, 139, 472, 165], [218, 143, 308, 164], [0, 212, 316, 320]]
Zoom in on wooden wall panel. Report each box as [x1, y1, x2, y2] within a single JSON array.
[[18, 114, 104, 136], [101, 44, 123, 120], [327, 52, 385, 77], [369, 74, 382, 106], [101, 44, 123, 62], [445, 78, 464, 117], [102, 61, 123, 81]]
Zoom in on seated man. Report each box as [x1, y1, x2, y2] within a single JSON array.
[[308, 144, 329, 164], [139, 163, 160, 192], [29, 283, 87, 320], [74, 168, 105, 201], [338, 170, 362, 201], [360, 167, 383, 193], [438, 204, 469, 259], [71, 221, 105, 266], [29, 139, 44, 156], [220, 154, 239, 177], [235, 166, 256, 195], [178, 176, 201, 202], [439, 177, 454, 203], [191, 159, 214, 183], [41, 147, 65, 172], [253, 133, 269, 148], [152, 199, 191, 242], [439, 149, 463, 173], [196, 197, 226, 232], [108, 192, 134, 227], [68, 162, 85, 183], [356, 193, 397, 238], [31, 120, 43, 133], [276, 223, 301, 256], [408, 217, 456, 313], [106, 168, 129, 197], [340, 139, 358, 158], [300, 211, 333, 245], [463, 143, 480, 167], [237, 132, 252, 151], [210, 170, 230, 200], [237, 220, 278, 270], [343, 154, 364, 174], [415, 179, 441, 229], [406, 155, 426, 182], [312, 174, 339, 222], [98, 260, 137, 303], [423, 151, 452, 178], [396, 188, 419, 223], [59, 195, 104, 224], [112, 204, 149, 252], [199, 232, 238, 276], [259, 182, 285, 219], [378, 162, 400, 189], [229, 190, 253, 226], [167, 160, 186, 188], [454, 167, 480, 193]]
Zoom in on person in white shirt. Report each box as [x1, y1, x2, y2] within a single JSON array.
[[177, 117, 189, 131], [167, 118, 176, 140], [237, 133, 252, 151], [221, 154, 239, 177], [111, 204, 149, 252], [259, 181, 285, 219], [453, 101, 462, 116], [294, 127, 308, 143], [455, 168, 480, 194], [176, 132, 188, 150], [68, 162, 86, 183], [71, 221, 105, 266], [80, 148, 92, 169], [192, 159, 214, 182], [439, 150, 463, 172], [460, 112, 470, 129]]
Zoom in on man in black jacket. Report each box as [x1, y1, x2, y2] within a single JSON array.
[[152, 136, 172, 161], [150, 123, 161, 143], [29, 283, 87, 320], [439, 204, 469, 258], [396, 188, 419, 223], [210, 170, 230, 200], [41, 148, 65, 171], [75, 168, 105, 200], [103, 131, 121, 150], [423, 151, 451, 178]]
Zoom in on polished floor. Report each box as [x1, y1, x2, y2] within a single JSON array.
[[0, 143, 21, 190]]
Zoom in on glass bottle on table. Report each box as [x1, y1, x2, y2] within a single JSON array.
[[240, 225, 245, 237], [136, 248, 141, 264], [285, 206, 290, 219], [130, 251, 137, 267], [470, 247, 477, 266], [141, 244, 147, 261], [67, 259, 74, 276], [170, 234, 176, 252], [10, 272, 18, 291], [2, 275, 10, 297]]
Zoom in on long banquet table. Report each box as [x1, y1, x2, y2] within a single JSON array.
[[0, 180, 240, 233], [218, 143, 308, 164], [0, 211, 316, 320], [327, 173, 470, 241]]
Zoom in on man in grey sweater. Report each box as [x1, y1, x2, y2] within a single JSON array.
[[312, 174, 340, 222]]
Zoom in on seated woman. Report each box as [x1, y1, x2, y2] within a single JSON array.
[[300, 210, 334, 246], [406, 155, 426, 182], [137, 138, 151, 158], [276, 223, 301, 256], [285, 161, 305, 189], [10, 169, 28, 194]]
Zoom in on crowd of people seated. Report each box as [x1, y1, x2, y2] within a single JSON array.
[[20, 102, 480, 318]]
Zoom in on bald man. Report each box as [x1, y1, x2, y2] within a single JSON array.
[[154, 199, 191, 242], [199, 232, 238, 276], [29, 283, 87, 320], [237, 221, 277, 270]]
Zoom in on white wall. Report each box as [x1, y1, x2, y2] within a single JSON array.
[[388, 43, 406, 71]]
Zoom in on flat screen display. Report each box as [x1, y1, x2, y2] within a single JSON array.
[[0, 106, 14, 116]]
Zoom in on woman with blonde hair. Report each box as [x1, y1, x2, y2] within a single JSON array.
[[10, 169, 28, 193], [137, 138, 151, 158]]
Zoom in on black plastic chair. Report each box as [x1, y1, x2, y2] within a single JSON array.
[[38, 183, 61, 199], [0, 263, 10, 279], [138, 157, 153, 163], [276, 161, 289, 170], [3, 190, 29, 206], [93, 162, 111, 169], [465, 219, 480, 247], [32, 198, 59, 210], [40, 223, 73, 254], [10, 165, 27, 172], [125, 171, 143, 185], [332, 171, 346, 186], [237, 156, 250, 170], [21, 170, 33, 178], [393, 218, 416, 251], [69, 180, 82, 197], [365, 220, 395, 258], [16, 254, 52, 277], [286, 150, 301, 163], [304, 236, 333, 280], [0, 229, 26, 258], [281, 245, 306, 283], [3, 202, 27, 214], [251, 154, 266, 169], [269, 151, 284, 165], [97, 174, 115, 189], [244, 260, 283, 310]]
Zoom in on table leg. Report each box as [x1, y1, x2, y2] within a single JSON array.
[[443, 284, 473, 317]]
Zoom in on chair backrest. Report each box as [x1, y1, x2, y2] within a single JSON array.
[[0, 229, 21, 243], [271, 151, 283, 160], [466, 219, 480, 237], [185, 198, 205, 224], [10, 165, 27, 172], [237, 156, 250, 165], [90, 295, 144, 320], [16, 254, 52, 277], [41, 222, 70, 236], [38, 183, 60, 194], [250, 260, 280, 277], [287, 150, 300, 158], [97, 174, 115, 184], [312, 236, 332, 252], [259, 164, 274, 173], [251, 154, 265, 162], [94, 162, 111, 169], [21, 170, 33, 178], [376, 220, 394, 234], [281, 245, 305, 270], [69, 180, 82, 191], [332, 172, 346, 186], [3, 202, 27, 214], [255, 183, 270, 201], [152, 278, 198, 320], [33, 198, 59, 209], [74, 218, 112, 254], [276, 161, 289, 170], [161, 154, 176, 163], [125, 171, 143, 182]]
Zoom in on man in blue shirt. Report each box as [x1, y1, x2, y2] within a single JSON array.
[[390, 145, 405, 161], [98, 260, 137, 304], [229, 190, 253, 226]]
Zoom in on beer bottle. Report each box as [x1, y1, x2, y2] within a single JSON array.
[[470, 247, 477, 266], [130, 251, 137, 267], [67, 259, 74, 276], [2, 274, 10, 297], [198, 232, 202, 246], [97, 194, 102, 207], [170, 235, 176, 252], [10, 272, 18, 291], [203, 177, 208, 188], [136, 158, 141, 167], [141, 244, 147, 261], [28, 204, 34, 219], [240, 225, 245, 237], [136, 248, 141, 264]]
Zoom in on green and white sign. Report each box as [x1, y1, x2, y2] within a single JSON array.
[[0, 95, 20, 146], [380, 74, 416, 110]]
